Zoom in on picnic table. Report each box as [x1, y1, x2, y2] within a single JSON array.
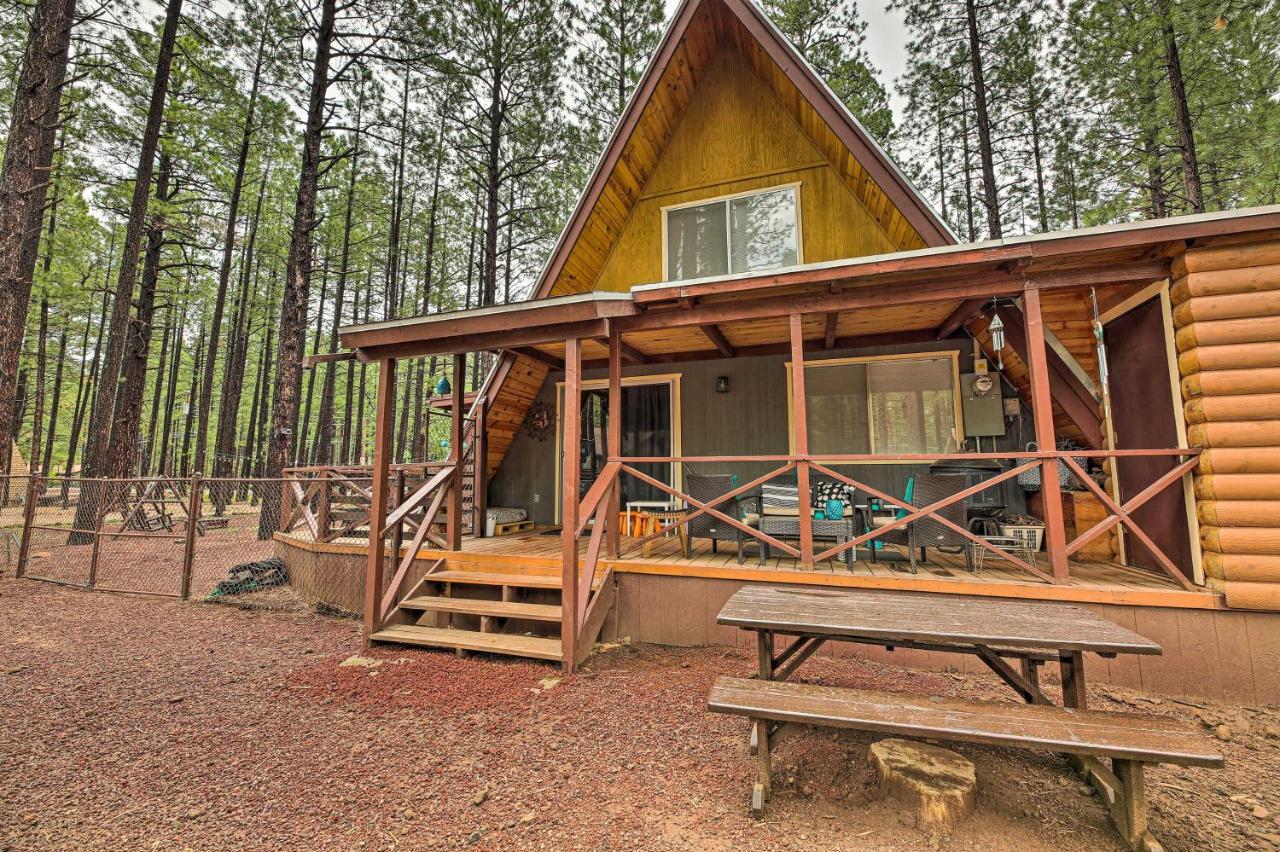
[[708, 585, 1222, 850], [718, 585, 1161, 707]]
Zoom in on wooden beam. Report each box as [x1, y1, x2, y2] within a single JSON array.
[[619, 260, 1170, 335], [607, 330, 622, 559], [936, 297, 988, 339], [616, 339, 647, 365], [1022, 287, 1070, 582], [363, 358, 396, 647], [823, 313, 838, 349], [509, 347, 563, 370], [789, 314, 814, 569], [561, 337, 582, 671], [355, 318, 612, 362], [701, 324, 735, 358], [1002, 305, 1105, 449], [472, 396, 487, 538], [578, 329, 938, 370], [446, 354, 464, 550]]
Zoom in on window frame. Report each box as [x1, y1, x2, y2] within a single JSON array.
[[660, 182, 804, 282], [785, 351, 966, 459]]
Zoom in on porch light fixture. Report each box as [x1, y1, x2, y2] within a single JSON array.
[[715, 376, 730, 394]]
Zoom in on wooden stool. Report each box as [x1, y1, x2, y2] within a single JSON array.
[[640, 510, 689, 557]]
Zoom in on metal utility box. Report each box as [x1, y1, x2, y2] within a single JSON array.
[[960, 372, 1006, 437]]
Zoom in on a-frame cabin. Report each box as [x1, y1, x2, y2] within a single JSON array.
[[278, 0, 1280, 704]]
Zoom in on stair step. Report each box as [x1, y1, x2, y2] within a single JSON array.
[[427, 570, 563, 589], [371, 625, 562, 661], [398, 595, 562, 622]]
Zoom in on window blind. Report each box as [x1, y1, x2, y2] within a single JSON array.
[[867, 358, 957, 454]]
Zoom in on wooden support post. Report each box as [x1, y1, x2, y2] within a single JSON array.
[[607, 328, 622, 559], [1023, 287, 1070, 582], [363, 358, 396, 648], [316, 473, 332, 541], [789, 314, 814, 568], [473, 397, 487, 538], [447, 354, 464, 550], [391, 469, 406, 562], [181, 473, 202, 600], [1112, 759, 1150, 850], [1060, 650, 1088, 708], [15, 471, 41, 579], [561, 337, 582, 671]]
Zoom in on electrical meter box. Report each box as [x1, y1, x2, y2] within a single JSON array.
[[960, 372, 1005, 437]]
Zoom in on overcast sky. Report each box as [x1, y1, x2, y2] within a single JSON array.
[[662, 0, 913, 120]]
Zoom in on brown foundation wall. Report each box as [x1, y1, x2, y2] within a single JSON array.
[[612, 573, 1280, 706]]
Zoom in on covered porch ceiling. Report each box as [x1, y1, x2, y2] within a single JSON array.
[[338, 205, 1280, 368]]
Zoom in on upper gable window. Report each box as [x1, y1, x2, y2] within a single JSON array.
[[663, 184, 801, 281]]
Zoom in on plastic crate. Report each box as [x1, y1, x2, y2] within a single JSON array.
[[999, 524, 1044, 552]]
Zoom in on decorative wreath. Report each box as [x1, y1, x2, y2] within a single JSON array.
[[523, 399, 555, 442]]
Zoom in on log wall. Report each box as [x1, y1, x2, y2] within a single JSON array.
[[1173, 238, 1280, 610]]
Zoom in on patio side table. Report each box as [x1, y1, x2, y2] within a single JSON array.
[[758, 514, 865, 568]]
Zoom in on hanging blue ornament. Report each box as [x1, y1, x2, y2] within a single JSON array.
[[435, 375, 451, 396]]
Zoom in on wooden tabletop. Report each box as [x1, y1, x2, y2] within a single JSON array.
[[717, 585, 1162, 656]]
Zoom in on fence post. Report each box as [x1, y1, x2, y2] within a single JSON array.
[[87, 480, 105, 588], [15, 472, 41, 579], [182, 473, 202, 599]]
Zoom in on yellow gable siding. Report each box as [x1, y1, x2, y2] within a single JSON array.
[[590, 48, 900, 294]]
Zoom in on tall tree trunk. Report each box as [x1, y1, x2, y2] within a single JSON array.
[[109, 146, 172, 478], [42, 324, 65, 476], [297, 252, 330, 463], [1027, 85, 1048, 232], [1157, 0, 1204, 213], [214, 166, 270, 477], [195, 15, 268, 474], [384, 68, 410, 318], [0, 0, 76, 468], [313, 92, 363, 466], [158, 302, 187, 476], [264, 0, 335, 511], [180, 331, 203, 477], [29, 297, 48, 474], [144, 312, 171, 474], [963, 0, 1001, 238], [65, 273, 112, 486], [74, 0, 182, 539]]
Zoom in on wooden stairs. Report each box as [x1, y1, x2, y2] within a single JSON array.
[[371, 567, 613, 664]]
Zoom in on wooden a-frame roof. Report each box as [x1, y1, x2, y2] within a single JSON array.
[[537, 0, 954, 301]]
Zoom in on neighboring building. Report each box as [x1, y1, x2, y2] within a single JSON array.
[[277, 0, 1280, 704]]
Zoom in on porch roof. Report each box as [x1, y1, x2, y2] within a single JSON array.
[[338, 205, 1280, 365]]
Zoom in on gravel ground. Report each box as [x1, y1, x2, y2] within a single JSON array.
[[2, 575, 1278, 851]]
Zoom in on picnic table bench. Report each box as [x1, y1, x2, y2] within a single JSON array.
[[708, 585, 1224, 851]]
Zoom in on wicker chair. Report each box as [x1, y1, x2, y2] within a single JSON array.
[[874, 474, 973, 574], [683, 473, 764, 565]]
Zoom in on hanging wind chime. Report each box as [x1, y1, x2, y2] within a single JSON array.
[[986, 300, 1006, 370]]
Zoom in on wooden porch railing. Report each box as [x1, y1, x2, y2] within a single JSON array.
[[555, 450, 1203, 607], [281, 418, 478, 545]]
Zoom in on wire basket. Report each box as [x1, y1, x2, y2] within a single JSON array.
[[999, 523, 1045, 552], [968, 535, 1039, 573]]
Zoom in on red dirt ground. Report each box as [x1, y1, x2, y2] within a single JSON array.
[[2, 576, 1278, 851]]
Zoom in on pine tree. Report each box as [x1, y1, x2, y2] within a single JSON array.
[[761, 0, 894, 142]]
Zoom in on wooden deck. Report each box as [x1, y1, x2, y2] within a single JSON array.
[[280, 525, 1224, 610]]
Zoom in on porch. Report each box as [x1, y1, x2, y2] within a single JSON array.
[[276, 522, 1220, 612], [315, 211, 1280, 670]]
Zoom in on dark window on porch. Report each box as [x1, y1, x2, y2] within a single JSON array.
[[579, 385, 672, 502]]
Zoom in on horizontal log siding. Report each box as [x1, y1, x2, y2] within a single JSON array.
[[1174, 239, 1280, 608]]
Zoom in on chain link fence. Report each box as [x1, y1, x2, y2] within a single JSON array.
[[14, 474, 286, 599], [0, 475, 31, 572]]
